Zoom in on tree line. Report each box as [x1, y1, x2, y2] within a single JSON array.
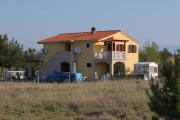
[[0, 34, 40, 76]]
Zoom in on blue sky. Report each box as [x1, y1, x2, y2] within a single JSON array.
[[0, 0, 180, 51]]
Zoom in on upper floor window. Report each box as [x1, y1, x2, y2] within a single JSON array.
[[116, 44, 125, 51], [128, 45, 137, 53], [65, 43, 71, 51], [86, 43, 90, 48]]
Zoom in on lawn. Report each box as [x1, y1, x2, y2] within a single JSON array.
[[0, 80, 154, 120]]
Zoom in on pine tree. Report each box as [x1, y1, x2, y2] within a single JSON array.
[[147, 48, 179, 119], [174, 49, 180, 117]]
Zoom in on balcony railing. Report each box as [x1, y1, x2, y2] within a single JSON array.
[[94, 51, 126, 59]]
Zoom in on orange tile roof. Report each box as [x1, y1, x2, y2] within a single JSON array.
[[38, 30, 120, 44]]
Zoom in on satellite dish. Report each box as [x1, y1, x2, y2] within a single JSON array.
[[41, 48, 48, 54], [74, 47, 81, 55]]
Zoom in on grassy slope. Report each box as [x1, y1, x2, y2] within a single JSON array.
[[0, 80, 152, 120]]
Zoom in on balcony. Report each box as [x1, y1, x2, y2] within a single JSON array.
[[94, 51, 126, 59]]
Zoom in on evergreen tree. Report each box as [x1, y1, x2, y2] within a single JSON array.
[[174, 49, 180, 117], [7, 38, 24, 70], [0, 35, 9, 71], [160, 48, 172, 64], [147, 49, 179, 119]]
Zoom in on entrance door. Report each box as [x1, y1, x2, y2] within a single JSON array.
[[60, 62, 70, 72]]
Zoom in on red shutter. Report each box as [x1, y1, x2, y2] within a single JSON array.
[[133, 45, 137, 53], [134, 45, 137, 53]]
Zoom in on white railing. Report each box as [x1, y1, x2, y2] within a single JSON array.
[[94, 51, 126, 59]]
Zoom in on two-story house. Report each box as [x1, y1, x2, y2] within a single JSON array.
[[38, 27, 139, 80]]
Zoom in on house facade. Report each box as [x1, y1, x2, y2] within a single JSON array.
[[38, 27, 139, 80]]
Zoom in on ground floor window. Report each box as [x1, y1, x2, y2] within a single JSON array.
[[86, 63, 92, 68], [60, 62, 70, 72]]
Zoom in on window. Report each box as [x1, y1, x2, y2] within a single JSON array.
[[135, 66, 143, 73], [137, 66, 143, 73], [116, 44, 125, 51], [154, 67, 158, 73], [86, 43, 90, 48], [143, 66, 149, 73], [149, 66, 153, 72], [128, 45, 137, 53], [65, 43, 71, 51], [86, 63, 92, 68]]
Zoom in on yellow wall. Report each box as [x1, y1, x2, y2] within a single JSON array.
[[93, 42, 107, 52], [93, 32, 139, 73], [112, 32, 139, 72], [96, 62, 109, 78]]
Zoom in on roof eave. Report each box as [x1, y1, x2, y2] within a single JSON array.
[[37, 39, 101, 44]]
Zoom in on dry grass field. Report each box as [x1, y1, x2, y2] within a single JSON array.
[[0, 80, 155, 120]]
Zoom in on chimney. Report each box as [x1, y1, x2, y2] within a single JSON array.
[[91, 26, 96, 34]]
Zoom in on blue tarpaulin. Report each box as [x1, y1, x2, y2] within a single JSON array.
[[46, 71, 83, 83]]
